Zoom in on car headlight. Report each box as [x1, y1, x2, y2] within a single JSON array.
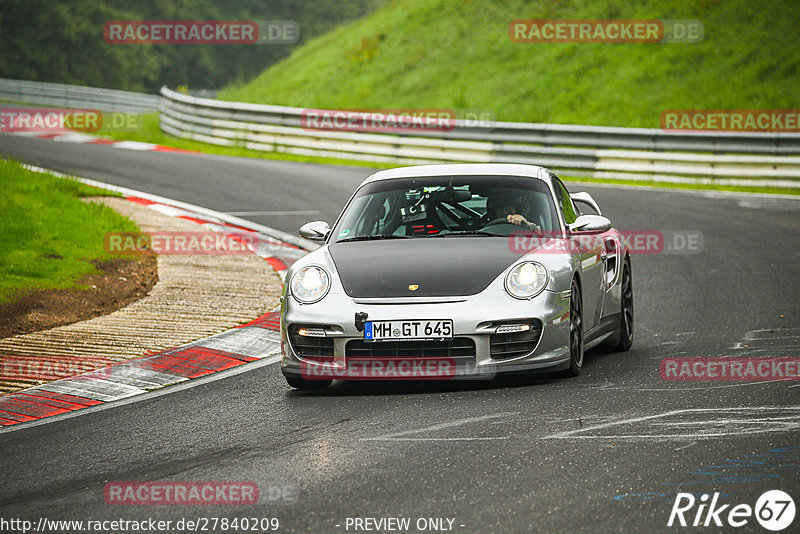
[[505, 262, 548, 299], [290, 266, 330, 303]]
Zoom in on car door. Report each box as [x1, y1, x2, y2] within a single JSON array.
[[552, 176, 604, 331]]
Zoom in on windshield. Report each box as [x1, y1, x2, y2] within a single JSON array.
[[330, 175, 559, 242]]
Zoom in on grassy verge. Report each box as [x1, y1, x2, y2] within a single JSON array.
[[218, 0, 800, 128], [0, 158, 139, 303], [562, 176, 800, 196]]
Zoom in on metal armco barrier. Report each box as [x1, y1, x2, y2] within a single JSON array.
[[4, 77, 797, 187], [159, 86, 800, 187], [0, 77, 159, 113]]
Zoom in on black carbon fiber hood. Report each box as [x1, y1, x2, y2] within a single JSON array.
[[328, 238, 519, 298]]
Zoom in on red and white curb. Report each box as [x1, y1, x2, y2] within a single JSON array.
[[0, 167, 314, 428], [0, 311, 282, 426], [12, 131, 200, 154], [122, 195, 303, 277]]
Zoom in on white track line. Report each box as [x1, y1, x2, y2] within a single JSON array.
[[542, 406, 800, 440], [363, 412, 517, 442]]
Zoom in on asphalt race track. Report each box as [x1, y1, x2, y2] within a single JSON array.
[[1, 133, 799, 533]]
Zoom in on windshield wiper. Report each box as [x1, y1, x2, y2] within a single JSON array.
[[338, 234, 410, 242], [430, 230, 505, 237]]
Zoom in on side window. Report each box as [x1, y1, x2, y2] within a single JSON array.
[[552, 176, 578, 225]]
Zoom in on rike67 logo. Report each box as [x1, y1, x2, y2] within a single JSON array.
[[668, 490, 795, 531]]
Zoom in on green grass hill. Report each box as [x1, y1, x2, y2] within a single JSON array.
[[218, 0, 799, 127]]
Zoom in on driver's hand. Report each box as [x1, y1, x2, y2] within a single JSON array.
[[507, 214, 540, 231]]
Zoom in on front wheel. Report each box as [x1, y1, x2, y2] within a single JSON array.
[[614, 260, 634, 351], [566, 279, 584, 376]]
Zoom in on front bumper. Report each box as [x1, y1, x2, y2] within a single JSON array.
[[280, 287, 572, 380]]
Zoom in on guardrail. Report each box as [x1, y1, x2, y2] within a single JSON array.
[[0, 77, 159, 113], [159, 86, 800, 187]]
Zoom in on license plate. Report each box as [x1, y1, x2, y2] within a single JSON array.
[[364, 320, 453, 342]]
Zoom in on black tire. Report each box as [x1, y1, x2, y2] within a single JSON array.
[[566, 279, 584, 376], [614, 260, 634, 352], [285, 376, 332, 390]]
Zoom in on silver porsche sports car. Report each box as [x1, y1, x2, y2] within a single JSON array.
[[280, 164, 633, 389]]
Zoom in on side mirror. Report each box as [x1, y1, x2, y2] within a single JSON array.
[[568, 214, 612, 234], [299, 221, 330, 242], [570, 192, 602, 215]]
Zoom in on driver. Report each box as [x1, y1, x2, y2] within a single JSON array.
[[486, 193, 540, 231]]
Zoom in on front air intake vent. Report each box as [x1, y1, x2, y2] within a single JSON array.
[[345, 338, 475, 358], [490, 321, 543, 359], [288, 324, 334, 361]]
